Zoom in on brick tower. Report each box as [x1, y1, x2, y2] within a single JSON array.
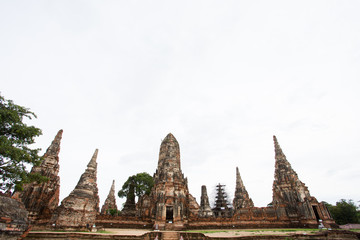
[[272, 136, 335, 227], [146, 133, 199, 230], [51, 149, 100, 229], [13, 130, 62, 223], [233, 167, 254, 211]]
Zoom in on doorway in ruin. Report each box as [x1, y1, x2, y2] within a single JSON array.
[[312, 205, 321, 221], [166, 206, 173, 223]]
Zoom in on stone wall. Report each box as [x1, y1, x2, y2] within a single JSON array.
[[0, 195, 29, 240], [96, 215, 153, 229]]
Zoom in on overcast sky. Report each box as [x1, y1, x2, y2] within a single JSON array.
[[1, 1, 359, 208]]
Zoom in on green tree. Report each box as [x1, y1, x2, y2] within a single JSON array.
[[107, 208, 119, 216], [0, 94, 46, 192], [327, 199, 359, 225], [118, 172, 154, 200]]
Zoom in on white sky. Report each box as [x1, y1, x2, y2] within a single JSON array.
[[1, 1, 359, 208]]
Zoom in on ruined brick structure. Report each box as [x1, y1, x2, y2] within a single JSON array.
[[51, 149, 100, 229], [13, 130, 62, 223], [137, 133, 199, 230], [100, 180, 118, 215], [0, 194, 29, 240], [121, 182, 137, 216], [198, 185, 213, 217], [271, 135, 333, 223], [188, 136, 335, 229], [20, 132, 335, 230], [233, 167, 254, 211]]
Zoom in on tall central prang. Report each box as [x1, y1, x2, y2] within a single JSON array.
[[143, 133, 199, 230], [156, 133, 182, 182]]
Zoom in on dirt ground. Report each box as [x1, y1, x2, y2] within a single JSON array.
[[104, 228, 317, 237]]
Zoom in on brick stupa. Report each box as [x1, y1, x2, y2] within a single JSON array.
[[233, 167, 254, 210], [51, 149, 100, 229], [100, 180, 118, 215], [272, 136, 332, 221]]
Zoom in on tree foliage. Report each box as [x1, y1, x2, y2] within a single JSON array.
[[326, 199, 359, 225], [107, 208, 120, 216], [118, 172, 154, 199], [0, 94, 46, 192]]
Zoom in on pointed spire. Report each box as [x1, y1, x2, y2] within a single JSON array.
[[233, 167, 254, 209], [13, 130, 62, 221], [43, 129, 63, 159], [72, 148, 99, 196], [106, 180, 116, 199], [100, 180, 118, 215], [110, 180, 115, 193], [236, 167, 245, 188], [273, 135, 285, 158], [87, 149, 98, 170], [273, 136, 293, 173], [272, 136, 311, 206], [51, 149, 100, 227]]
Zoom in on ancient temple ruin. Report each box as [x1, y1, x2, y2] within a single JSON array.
[[137, 133, 199, 230], [233, 167, 254, 210], [13, 130, 62, 223], [51, 149, 100, 229], [15, 131, 336, 230], [212, 184, 232, 218], [100, 180, 118, 215], [271, 136, 332, 222], [121, 182, 137, 216], [198, 185, 213, 217]]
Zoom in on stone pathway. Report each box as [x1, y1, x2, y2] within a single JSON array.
[[162, 231, 179, 240]]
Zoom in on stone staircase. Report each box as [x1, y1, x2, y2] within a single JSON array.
[[162, 231, 179, 240]]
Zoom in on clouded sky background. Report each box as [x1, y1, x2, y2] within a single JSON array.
[[1, 1, 359, 208]]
